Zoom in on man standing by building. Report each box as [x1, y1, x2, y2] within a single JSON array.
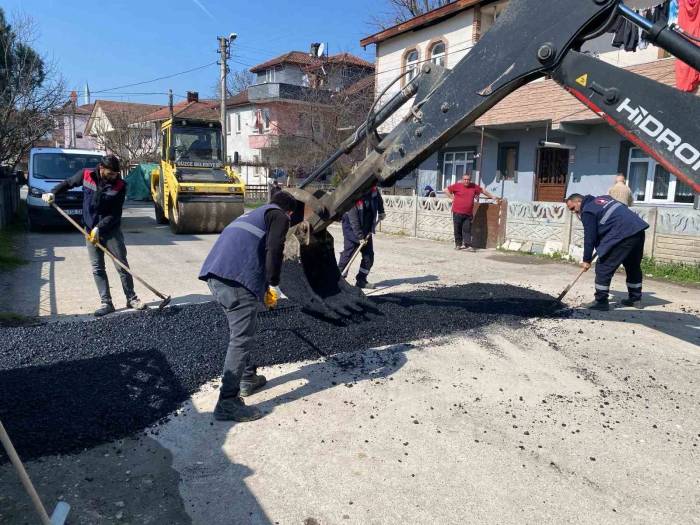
[[338, 185, 385, 289], [608, 174, 634, 206], [565, 193, 649, 311], [41, 155, 145, 317], [199, 191, 297, 422], [445, 173, 500, 251]]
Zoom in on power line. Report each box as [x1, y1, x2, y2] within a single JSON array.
[[90, 62, 218, 94]]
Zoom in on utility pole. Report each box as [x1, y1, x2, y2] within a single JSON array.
[[217, 33, 237, 164]]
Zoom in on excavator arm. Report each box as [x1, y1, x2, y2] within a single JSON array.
[[281, 0, 700, 320]]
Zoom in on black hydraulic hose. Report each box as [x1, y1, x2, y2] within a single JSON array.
[[618, 3, 700, 72]]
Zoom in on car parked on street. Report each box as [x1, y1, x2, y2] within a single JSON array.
[[26, 148, 106, 231]]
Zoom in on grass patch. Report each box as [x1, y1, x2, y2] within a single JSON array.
[[0, 204, 27, 272], [641, 257, 700, 284], [499, 247, 700, 284]]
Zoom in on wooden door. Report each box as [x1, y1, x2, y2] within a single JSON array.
[[535, 148, 569, 202]]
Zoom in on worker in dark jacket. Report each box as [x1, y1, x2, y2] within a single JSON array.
[[565, 193, 649, 311], [41, 155, 145, 317], [199, 191, 296, 422], [338, 185, 385, 289]]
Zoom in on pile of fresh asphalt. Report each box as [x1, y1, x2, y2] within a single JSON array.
[[0, 283, 567, 461]]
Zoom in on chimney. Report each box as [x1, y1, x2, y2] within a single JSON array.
[[69, 91, 78, 105], [186, 91, 199, 103]]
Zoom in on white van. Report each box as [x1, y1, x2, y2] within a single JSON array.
[[27, 148, 106, 230]]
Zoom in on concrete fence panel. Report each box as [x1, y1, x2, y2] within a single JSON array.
[[654, 208, 700, 263], [502, 200, 700, 265]]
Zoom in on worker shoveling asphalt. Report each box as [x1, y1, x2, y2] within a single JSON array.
[[41, 155, 169, 315]]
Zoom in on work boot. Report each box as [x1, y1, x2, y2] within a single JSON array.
[[620, 298, 643, 308], [213, 397, 263, 422], [127, 297, 146, 310], [239, 374, 267, 397], [94, 303, 115, 317], [356, 281, 376, 290], [584, 300, 610, 312]]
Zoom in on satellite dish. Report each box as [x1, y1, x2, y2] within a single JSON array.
[[317, 42, 325, 58]]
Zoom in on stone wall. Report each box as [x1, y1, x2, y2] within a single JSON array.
[[379, 196, 700, 264], [502, 201, 700, 264], [378, 196, 504, 247]]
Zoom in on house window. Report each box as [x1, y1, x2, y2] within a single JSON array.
[[497, 142, 519, 181], [627, 147, 694, 204], [236, 113, 241, 134], [404, 49, 419, 81], [430, 41, 446, 67], [265, 68, 277, 83], [441, 150, 476, 187], [264, 110, 270, 131]]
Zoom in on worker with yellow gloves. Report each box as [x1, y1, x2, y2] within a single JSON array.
[[199, 191, 296, 422], [41, 155, 146, 317]]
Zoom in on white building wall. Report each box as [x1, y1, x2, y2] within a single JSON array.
[[374, 9, 475, 134], [226, 105, 267, 185]]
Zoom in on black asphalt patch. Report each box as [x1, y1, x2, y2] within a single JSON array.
[[0, 284, 566, 461]]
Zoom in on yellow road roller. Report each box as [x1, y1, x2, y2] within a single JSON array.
[[151, 118, 245, 234]]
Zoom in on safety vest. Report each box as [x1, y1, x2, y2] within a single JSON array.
[[581, 195, 648, 259], [198, 204, 281, 299]]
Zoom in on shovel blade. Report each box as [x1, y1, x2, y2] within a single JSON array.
[[280, 226, 373, 320]]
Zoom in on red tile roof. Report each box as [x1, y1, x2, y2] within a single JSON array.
[[226, 90, 250, 107], [140, 99, 219, 122], [250, 51, 374, 73], [340, 75, 375, 96], [475, 58, 682, 128], [250, 51, 317, 73], [93, 100, 162, 124], [361, 0, 486, 47]]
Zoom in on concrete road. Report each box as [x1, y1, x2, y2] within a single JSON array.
[[1, 201, 699, 524]]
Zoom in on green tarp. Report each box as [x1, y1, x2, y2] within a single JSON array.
[[125, 163, 157, 201]]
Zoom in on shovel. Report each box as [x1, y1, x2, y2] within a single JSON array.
[[52, 203, 172, 310], [0, 419, 70, 525], [555, 256, 598, 304], [341, 234, 371, 279]]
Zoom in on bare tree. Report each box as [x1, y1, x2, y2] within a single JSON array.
[[91, 109, 159, 171], [370, 0, 453, 29], [211, 68, 256, 98], [0, 10, 65, 169], [261, 77, 374, 186]]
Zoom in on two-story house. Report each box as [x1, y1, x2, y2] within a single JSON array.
[[226, 50, 374, 184], [361, 0, 696, 207], [52, 92, 98, 150]]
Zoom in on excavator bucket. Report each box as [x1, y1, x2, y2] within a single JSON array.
[[280, 224, 374, 321]]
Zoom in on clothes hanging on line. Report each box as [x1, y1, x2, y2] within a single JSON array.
[[641, 0, 671, 48], [612, 13, 641, 51]]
